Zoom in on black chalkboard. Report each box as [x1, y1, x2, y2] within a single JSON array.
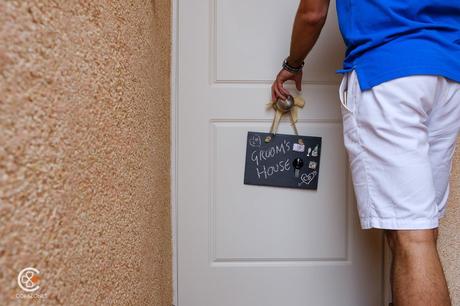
[[244, 131, 322, 190]]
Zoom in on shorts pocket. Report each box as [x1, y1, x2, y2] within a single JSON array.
[[339, 71, 360, 143], [339, 71, 370, 219], [338, 71, 356, 114]]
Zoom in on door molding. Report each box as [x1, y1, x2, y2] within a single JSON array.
[[171, 0, 179, 305]]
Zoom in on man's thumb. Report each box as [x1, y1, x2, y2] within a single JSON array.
[[295, 77, 302, 91]]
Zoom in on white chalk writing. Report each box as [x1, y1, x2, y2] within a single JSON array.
[[255, 158, 291, 180], [250, 139, 291, 166]]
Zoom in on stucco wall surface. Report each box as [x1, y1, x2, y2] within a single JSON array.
[[439, 147, 460, 305], [0, 1, 171, 305]]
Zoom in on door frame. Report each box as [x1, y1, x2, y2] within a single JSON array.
[[170, 1, 391, 305], [171, 0, 179, 305]]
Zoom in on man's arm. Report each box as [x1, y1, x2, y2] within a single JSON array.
[[272, 0, 330, 101]]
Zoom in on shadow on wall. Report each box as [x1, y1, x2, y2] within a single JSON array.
[[0, 1, 171, 305]]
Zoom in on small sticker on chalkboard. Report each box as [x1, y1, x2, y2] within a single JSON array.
[[293, 143, 305, 152], [244, 131, 322, 190]]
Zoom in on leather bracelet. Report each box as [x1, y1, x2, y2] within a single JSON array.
[[283, 58, 304, 74]]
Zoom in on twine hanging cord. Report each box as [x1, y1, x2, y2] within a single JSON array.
[[265, 95, 305, 142]]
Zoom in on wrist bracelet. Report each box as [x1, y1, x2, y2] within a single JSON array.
[[283, 58, 304, 74]]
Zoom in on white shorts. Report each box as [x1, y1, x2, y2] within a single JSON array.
[[339, 70, 460, 230]]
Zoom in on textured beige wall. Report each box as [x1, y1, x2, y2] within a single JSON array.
[[0, 1, 171, 305], [440, 145, 460, 306]]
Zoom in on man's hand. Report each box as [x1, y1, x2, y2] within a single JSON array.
[[271, 69, 302, 101], [271, 0, 330, 101]]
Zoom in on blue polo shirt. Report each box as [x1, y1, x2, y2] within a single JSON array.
[[336, 1, 460, 90]]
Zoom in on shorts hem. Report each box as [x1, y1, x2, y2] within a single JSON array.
[[360, 217, 439, 230]]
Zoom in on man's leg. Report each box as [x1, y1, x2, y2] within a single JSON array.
[[338, 72, 460, 305], [385, 229, 451, 306]]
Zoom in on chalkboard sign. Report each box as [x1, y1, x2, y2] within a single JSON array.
[[244, 132, 322, 190]]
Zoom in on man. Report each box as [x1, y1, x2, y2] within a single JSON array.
[[272, 1, 460, 305]]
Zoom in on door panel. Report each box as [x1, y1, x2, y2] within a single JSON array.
[[177, 1, 384, 305], [214, 0, 343, 83], [211, 121, 347, 261]]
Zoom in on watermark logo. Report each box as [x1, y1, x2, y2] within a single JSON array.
[[18, 267, 40, 292]]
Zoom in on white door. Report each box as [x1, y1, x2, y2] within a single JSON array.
[[176, 1, 386, 305]]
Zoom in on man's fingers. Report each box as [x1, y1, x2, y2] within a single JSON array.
[[271, 85, 276, 102], [273, 83, 287, 100], [277, 82, 288, 99], [277, 80, 290, 97], [295, 76, 302, 91]]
